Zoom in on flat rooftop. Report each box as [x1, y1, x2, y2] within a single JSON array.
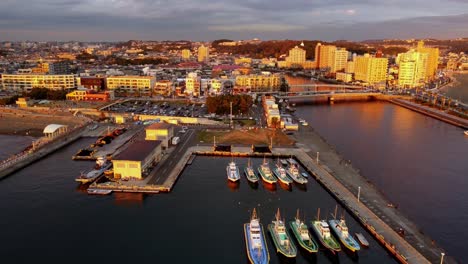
[[146, 123, 173, 130], [114, 140, 161, 162]]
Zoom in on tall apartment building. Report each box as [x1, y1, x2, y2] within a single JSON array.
[[235, 73, 280, 92], [416, 41, 439, 81], [198, 45, 209, 63], [181, 49, 191, 60], [332, 48, 348, 73], [354, 54, 388, 85], [286, 46, 306, 66], [315, 43, 337, 71], [2, 74, 76, 92], [185, 72, 201, 96], [154, 80, 173, 96], [49, 61, 71, 74], [397, 50, 428, 88], [106, 76, 155, 96]]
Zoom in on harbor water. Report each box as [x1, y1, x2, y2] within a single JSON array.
[[442, 73, 468, 104], [0, 137, 396, 263], [295, 101, 468, 262]]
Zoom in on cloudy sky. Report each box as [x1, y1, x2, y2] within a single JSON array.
[[1, 0, 468, 41]]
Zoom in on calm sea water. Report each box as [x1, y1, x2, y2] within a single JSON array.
[[442, 73, 468, 104], [295, 101, 468, 262], [0, 137, 396, 263], [0, 134, 35, 161]]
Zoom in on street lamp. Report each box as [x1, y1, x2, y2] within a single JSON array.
[[440, 252, 445, 264]]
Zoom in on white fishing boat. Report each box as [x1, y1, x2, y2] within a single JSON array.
[[75, 156, 112, 184], [286, 164, 308, 184], [244, 209, 269, 264], [226, 160, 240, 182]]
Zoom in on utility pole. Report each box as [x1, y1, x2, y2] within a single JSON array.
[[230, 101, 233, 128], [357, 186, 361, 202]]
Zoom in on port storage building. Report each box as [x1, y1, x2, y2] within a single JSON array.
[[145, 123, 174, 148], [112, 140, 162, 180]]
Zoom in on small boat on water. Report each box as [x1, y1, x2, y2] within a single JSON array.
[[280, 159, 288, 166], [301, 172, 309, 178], [329, 219, 361, 252], [464, 130, 468, 136], [87, 188, 112, 195], [244, 158, 259, 183], [301, 121, 309, 126], [289, 210, 318, 253], [355, 233, 370, 247], [75, 156, 112, 184], [244, 209, 270, 264], [310, 208, 341, 253], [268, 209, 297, 258], [287, 157, 298, 166], [273, 160, 293, 186], [286, 164, 308, 184], [226, 160, 241, 182], [258, 157, 277, 184]]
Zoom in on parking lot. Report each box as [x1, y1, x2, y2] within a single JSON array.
[[104, 100, 209, 118]]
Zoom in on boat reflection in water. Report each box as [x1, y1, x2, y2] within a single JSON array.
[[262, 181, 276, 193], [227, 180, 240, 191], [113, 192, 145, 206]]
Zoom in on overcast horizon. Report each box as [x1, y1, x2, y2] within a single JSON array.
[[1, 0, 468, 42]]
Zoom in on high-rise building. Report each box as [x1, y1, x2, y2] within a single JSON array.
[[198, 45, 209, 63], [354, 54, 388, 85], [397, 50, 428, 88], [185, 72, 201, 96], [286, 46, 306, 66], [332, 48, 348, 73], [49, 61, 71, 74], [2, 74, 76, 92], [181, 49, 191, 60], [416, 41, 439, 81], [316, 44, 337, 71]]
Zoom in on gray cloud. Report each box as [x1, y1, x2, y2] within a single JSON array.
[[0, 0, 467, 41]]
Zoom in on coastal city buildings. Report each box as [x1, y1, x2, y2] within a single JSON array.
[[235, 72, 280, 92], [185, 72, 201, 96], [112, 140, 162, 180], [332, 48, 348, 73], [198, 45, 209, 63], [416, 41, 439, 81], [181, 49, 191, 60], [106, 76, 155, 96], [315, 43, 337, 71], [1, 74, 76, 92], [397, 50, 428, 88], [354, 54, 389, 86]]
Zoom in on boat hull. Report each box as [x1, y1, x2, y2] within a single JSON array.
[[286, 170, 308, 184], [268, 224, 297, 258], [258, 167, 277, 184], [355, 233, 370, 248], [75, 163, 111, 184], [273, 168, 292, 185], [310, 221, 341, 253], [289, 221, 318, 253], [244, 224, 270, 264], [244, 167, 259, 183], [329, 220, 361, 252]]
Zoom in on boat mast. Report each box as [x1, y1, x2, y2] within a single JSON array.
[[317, 208, 320, 221], [252, 208, 257, 220], [334, 205, 338, 219], [296, 209, 300, 221]]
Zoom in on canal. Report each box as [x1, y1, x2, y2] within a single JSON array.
[[295, 101, 468, 262], [0, 137, 396, 263]]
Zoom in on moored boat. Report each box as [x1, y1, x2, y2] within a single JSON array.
[[464, 130, 468, 136], [273, 161, 293, 185], [289, 210, 318, 253], [355, 233, 370, 247], [286, 164, 308, 184], [287, 157, 298, 166], [226, 160, 240, 182], [301, 172, 309, 178], [310, 209, 341, 253], [268, 209, 297, 258], [329, 219, 361, 252], [244, 209, 270, 264], [244, 158, 259, 183], [280, 159, 288, 166], [258, 157, 277, 184], [87, 188, 112, 195], [75, 156, 112, 184]]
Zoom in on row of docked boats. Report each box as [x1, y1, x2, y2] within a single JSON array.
[[244, 208, 369, 263], [227, 157, 309, 186]]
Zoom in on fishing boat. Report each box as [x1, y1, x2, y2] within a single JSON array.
[[257, 157, 277, 184], [289, 210, 318, 253], [244, 209, 270, 264], [286, 164, 308, 184], [286, 157, 298, 166], [328, 206, 360, 252], [87, 188, 112, 195], [268, 209, 297, 258], [329, 219, 361, 252], [75, 156, 112, 184], [226, 160, 240, 182], [310, 208, 341, 253], [244, 158, 259, 183], [355, 233, 370, 247], [273, 160, 293, 185]]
